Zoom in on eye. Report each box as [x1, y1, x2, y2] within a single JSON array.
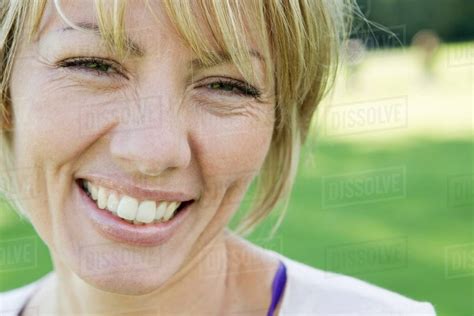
[[203, 78, 261, 99], [57, 57, 127, 79]]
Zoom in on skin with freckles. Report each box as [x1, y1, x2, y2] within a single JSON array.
[[9, 0, 282, 315]]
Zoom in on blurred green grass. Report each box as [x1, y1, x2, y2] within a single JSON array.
[[1, 137, 472, 315]]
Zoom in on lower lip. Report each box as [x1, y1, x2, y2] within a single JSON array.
[[76, 181, 193, 247]]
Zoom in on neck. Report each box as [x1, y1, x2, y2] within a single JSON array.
[[35, 231, 232, 315]]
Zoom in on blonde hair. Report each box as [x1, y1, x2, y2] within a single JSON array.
[[0, 0, 354, 235]]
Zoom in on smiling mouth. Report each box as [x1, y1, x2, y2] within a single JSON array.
[[77, 179, 193, 225]]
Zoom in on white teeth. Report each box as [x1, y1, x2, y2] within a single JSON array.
[[117, 196, 139, 221], [106, 192, 119, 214], [163, 201, 179, 221], [155, 202, 167, 221], [136, 200, 156, 224], [82, 180, 185, 224], [89, 183, 98, 200], [97, 187, 108, 209]]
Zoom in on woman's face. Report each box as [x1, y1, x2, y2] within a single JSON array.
[[9, 0, 274, 294]]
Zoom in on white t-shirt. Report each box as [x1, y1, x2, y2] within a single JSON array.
[[0, 251, 436, 315], [272, 250, 436, 315]]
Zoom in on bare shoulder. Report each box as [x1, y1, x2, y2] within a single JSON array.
[[271, 252, 437, 316]]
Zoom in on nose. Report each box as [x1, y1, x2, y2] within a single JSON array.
[[109, 95, 191, 177]]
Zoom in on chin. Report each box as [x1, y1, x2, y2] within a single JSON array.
[[63, 236, 184, 296], [79, 267, 172, 295]]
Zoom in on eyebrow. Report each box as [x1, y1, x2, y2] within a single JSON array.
[[59, 22, 264, 68], [189, 50, 265, 71], [59, 22, 145, 57]]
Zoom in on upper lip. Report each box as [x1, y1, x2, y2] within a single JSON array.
[[77, 175, 198, 202]]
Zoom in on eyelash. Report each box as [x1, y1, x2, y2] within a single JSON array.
[[57, 57, 126, 78], [58, 57, 261, 98], [201, 78, 261, 99]]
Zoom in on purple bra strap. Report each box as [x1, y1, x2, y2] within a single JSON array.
[[266, 261, 287, 316]]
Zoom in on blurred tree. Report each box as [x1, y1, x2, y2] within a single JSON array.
[[355, 0, 474, 47]]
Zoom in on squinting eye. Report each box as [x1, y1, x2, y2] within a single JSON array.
[[57, 57, 126, 78], [209, 82, 240, 92], [84, 61, 112, 72], [205, 79, 261, 98]]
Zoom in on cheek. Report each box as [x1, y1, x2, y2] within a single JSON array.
[[185, 109, 274, 244], [9, 67, 127, 170], [8, 64, 127, 240], [192, 108, 274, 187], [10, 69, 83, 167]]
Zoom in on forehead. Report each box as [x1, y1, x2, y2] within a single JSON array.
[[38, 0, 180, 47], [37, 0, 262, 50]]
